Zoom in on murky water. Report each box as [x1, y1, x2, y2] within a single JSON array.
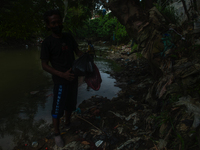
[[0, 43, 121, 150]]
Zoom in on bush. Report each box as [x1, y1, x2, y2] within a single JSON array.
[[75, 13, 130, 43]]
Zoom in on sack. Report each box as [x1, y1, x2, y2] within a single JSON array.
[[85, 64, 102, 91], [72, 53, 94, 76]]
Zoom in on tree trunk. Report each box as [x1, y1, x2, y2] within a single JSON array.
[[196, 0, 200, 12], [100, 0, 167, 78], [63, 0, 68, 22], [180, 0, 190, 21]]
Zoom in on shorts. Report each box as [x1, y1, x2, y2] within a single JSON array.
[[51, 79, 78, 119]]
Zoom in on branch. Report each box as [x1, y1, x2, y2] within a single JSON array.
[[180, 0, 190, 21], [76, 115, 103, 133], [99, 0, 109, 7], [63, 0, 68, 22]]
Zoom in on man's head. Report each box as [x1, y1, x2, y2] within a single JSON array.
[[43, 10, 63, 35]]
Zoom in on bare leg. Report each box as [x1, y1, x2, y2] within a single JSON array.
[[53, 117, 64, 147], [52, 117, 60, 134], [64, 110, 72, 125]]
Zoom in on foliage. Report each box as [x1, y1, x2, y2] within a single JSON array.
[[131, 43, 138, 52], [0, 0, 61, 39], [97, 15, 117, 38], [75, 13, 129, 43], [136, 52, 143, 59], [154, 2, 180, 25], [115, 21, 129, 43], [0, 0, 95, 40]]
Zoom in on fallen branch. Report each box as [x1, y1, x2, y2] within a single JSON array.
[[75, 115, 103, 133]]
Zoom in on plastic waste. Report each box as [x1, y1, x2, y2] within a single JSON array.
[[74, 107, 81, 114], [83, 132, 87, 138], [109, 111, 137, 121], [72, 53, 94, 76], [169, 28, 185, 40], [62, 141, 77, 149], [193, 16, 200, 33], [117, 137, 140, 150], [95, 116, 101, 120], [81, 141, 90, 145], [158, 139, 167, 149], [175, 95, 200, 128], [117, 127, 123, 134], [132, 126, 138, 130], [91, 129, 102, 135], [95, 140, 103, 147], [85, 64, 102, 91], [32, 141, 38, 147], [161, 33, 175, 57]]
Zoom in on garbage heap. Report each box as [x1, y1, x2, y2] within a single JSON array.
[[106, 6, 200, 150]]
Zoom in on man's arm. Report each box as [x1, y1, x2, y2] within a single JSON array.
[[41, 60, 75, 81]]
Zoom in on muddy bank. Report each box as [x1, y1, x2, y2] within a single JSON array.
[[13, 56, 154, 150]]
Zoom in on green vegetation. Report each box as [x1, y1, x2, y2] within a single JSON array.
[[75, 13, 130, 43], [0, 0, 94, 40], [0, 0, 129, 43]]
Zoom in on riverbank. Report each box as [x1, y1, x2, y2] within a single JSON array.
[[13, 50, 154, 150], [0, 38, 40, 50], [13, 40, 200, 150]]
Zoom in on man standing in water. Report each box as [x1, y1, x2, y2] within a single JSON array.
[[40, 10, 83, 147]]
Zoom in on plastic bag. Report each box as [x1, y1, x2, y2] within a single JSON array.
[[72, 53, 94, 76], [85, 64, 102, 91]]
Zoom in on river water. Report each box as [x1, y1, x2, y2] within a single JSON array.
[[0, 42, 121, 150]]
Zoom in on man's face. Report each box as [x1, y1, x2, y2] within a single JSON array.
[[47, 14, 63, 34]]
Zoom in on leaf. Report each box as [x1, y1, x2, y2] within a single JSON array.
[[81, 141, 90, 145]]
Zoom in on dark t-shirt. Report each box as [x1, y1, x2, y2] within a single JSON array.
[[40, 33, 78, 84]]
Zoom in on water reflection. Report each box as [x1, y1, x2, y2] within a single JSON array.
[[0, 44, 121, 150], [0, 47, 51, 150]]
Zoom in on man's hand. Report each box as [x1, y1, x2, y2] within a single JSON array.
[[62, 68, 75, 81], [41, 61, 75, 81]]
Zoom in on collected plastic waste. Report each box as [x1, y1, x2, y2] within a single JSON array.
[[72, 53, 94, 76], [85, 63, 102, 91]]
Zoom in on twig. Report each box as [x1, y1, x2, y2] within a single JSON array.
[[153, 143, 159, 150], [164, 111, 181, 141], [75, 115, 103, 133], [180, 0, 190, 21], [102, 120, 105, 128], [164, 127, 173, 141]]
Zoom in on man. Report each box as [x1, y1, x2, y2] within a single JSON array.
[[86, 41, 96, 59], [40, 10, 83, 147]]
